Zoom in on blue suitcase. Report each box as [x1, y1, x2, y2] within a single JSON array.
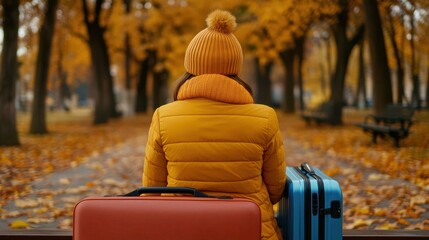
[[278, 163, 342, 240]]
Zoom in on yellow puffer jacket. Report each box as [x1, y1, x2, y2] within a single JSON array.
[[143, 74, 286, 240]]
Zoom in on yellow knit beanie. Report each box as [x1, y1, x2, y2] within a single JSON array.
[[184, 10, 243, 75]]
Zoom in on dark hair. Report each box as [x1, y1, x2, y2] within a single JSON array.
[[173, 72, 253, 101]]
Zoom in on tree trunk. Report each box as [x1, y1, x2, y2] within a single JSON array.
[[125, 34, 131, 90], [152, 69, 169, 110], [318, 39, 327, 98], [354, 39, 368, 108], [364, 0, 393, 114], [82, 0, 117, 124], [122, 33, 133, 116], [330, 0, 364, 124], [326, 35, 333, 87], [29, 0, 58, 134], [135, 56, 150, 113], [409, 9, 421, 110], [100, 33, 120, 118], [411, 75, 421, 109], [255, 58, 273, 106], [330, 44, 349, 124], [124, 0, 132, 91], [0, 0, 20, 146], [147, 49, 162, 110], [319, 62, 326, 98], [58, 65, 70, 111], [386, 7, 405, 104], [280, 48, 295, 113], [400, 13, 409, 105], [123, 8, 133, 116], [295, 36, 306, 111], [87, 24, 110, 124], [426, 67, 429, 108], [56, 34, 71, 112], [151, 49, 169, 110], [122, 0, 133, 116], [59, 77, 71, 111]]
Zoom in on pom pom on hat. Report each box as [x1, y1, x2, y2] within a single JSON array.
[[206, 10, 237, 34]]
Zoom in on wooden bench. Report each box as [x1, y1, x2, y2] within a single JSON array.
[[355, 105, 414, 147], [301, 102, 333, 125]]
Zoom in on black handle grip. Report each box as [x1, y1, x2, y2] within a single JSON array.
[[300, 162, 315, 175], [123, 187, 211, 198]]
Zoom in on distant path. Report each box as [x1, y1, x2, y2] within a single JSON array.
[[0, 133, 427, 230]]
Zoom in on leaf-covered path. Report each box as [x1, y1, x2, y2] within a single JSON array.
[[285, 137, 428, 230], [0, 111, 428, 230], [0, 135, 146, 230]]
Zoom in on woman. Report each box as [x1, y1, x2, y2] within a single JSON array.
[[143, 10, 286, 240]]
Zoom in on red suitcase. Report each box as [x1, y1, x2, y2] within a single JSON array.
[[73, 187, 261, 240]]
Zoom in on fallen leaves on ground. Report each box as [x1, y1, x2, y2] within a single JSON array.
[[1, 109, 428, 231], [281, 111, 429, 189], [280, 110, 429, 230], [0, 134, 145, 229], [0, 111, 150, 206]]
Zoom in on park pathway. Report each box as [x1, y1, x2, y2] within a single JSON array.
[[0, 132, 427, 230], [0, 135, 146, 230]]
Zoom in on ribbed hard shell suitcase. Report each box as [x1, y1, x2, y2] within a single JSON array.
[[278, 163, 342, 240], [73, 187, 261, 240]]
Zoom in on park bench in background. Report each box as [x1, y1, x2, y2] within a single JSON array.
[[301, 101, 333, 125], [355, 104, 414, 147]]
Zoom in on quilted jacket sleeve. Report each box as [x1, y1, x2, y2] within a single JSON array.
[[262, 108, 286, 204], [142, 109, 168, 187]]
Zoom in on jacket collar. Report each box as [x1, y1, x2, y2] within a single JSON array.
[[177, 74, 254, 104]]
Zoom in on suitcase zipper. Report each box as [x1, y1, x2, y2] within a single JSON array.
[[293, 167, 311, 240]]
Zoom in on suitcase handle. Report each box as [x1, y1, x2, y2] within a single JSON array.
[[300, 162, 315, 175], [123, 187, 212, 198]]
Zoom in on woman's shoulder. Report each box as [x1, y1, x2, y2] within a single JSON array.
[[156, 99, 277, 119], [249, 103, 276, 112], [244, 104, 278, 119]]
